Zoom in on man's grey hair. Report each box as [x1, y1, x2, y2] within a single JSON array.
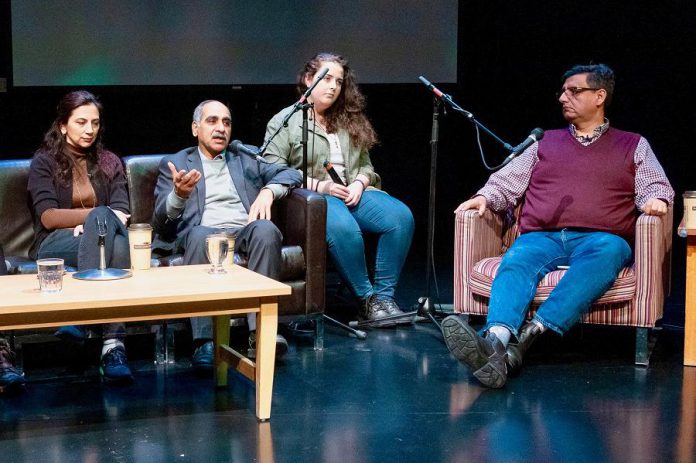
[[192, 100, 219, 123]]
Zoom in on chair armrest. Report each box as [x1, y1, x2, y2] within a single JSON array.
[[634, 208, 673, 312], [454, 208, 506, 312], [274, 188, 327, 313], [455, 208, 505, 269]]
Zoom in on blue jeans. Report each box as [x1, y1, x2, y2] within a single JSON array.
[[38, 206, 130, 270], [486, 230, 632, 336], [37, 206, 130, 340], [326, 191, 414, 300]]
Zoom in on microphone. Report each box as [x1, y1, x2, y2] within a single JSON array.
[[257, 67, 331, 157], [418, 75, 445, 98], [322, 160, 346, 186], [299, 67, 330, 104], [501, 128, 544, 166], [230, 139, 267, 163]]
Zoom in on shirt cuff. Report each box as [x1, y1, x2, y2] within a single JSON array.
[[264, 184, 289, 200], [166, 190, 187, 219]]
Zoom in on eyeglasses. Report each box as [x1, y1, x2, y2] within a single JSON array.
[[556, 87, 601, 99]]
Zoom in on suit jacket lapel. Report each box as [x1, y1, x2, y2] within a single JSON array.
[[227, 152, 251, 211], [186, 149, 206, 217]]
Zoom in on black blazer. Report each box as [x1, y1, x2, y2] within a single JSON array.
[[152, 147, 301, 250]]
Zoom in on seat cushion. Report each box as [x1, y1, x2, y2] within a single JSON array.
[[469, 257, 636, 304]]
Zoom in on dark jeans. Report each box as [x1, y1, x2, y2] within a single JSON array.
[[182, 220, 283, 339], [37, 207, 130, 340]]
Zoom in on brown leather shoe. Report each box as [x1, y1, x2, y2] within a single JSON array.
[[441, 315, 507, 388], [506, 321, 543, 376]]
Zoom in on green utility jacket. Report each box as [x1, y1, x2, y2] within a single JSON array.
[[263, 105, 382, 190]]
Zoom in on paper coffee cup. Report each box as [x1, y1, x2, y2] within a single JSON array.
[[128, 223, 153, 270], [224, 232, 236, 268], [685, 191, 696, 229]]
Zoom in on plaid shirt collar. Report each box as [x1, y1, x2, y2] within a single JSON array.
[[569, 118, 610, 146]]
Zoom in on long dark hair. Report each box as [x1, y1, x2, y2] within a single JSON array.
[[37, 90, 120, 185], [297, 52, 378, 150]]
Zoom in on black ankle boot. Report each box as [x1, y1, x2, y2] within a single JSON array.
[[506, 321, 543, 376]]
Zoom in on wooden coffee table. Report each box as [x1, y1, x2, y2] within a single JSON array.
[[0, 264, 290, 420]]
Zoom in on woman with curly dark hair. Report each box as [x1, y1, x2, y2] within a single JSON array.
[[28, 90, 133, 384], [264, 52, 414, 327]]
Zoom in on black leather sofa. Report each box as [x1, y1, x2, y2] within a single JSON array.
[[0, 156, 327, 347]]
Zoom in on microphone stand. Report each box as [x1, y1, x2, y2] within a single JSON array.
[[437, 93, 513, 152], [300, 102, 311, 188], [415, 96, 445, 325], [258, 100, 319, 190], [415, 85, 513, 328], [257, 68, 329, 185]]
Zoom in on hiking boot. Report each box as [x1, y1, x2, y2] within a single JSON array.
[[441, 315, 507, 388], [506, 321, 543, 376]]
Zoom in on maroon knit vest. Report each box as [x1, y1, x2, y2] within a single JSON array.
[[519, 127, 640, 241]]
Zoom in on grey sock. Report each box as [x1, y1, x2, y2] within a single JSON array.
[[489, 325, 511, 346]]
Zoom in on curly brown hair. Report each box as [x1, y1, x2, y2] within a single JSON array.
[[36, 90, 122, 186], [297, 52, 378, 150]]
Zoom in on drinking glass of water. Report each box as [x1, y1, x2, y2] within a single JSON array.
[[205, 234, 229, 274], [37, 258, 65, 293]]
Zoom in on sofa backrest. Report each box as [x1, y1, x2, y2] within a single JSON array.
[[0, 159, 34, 258], [123, 154, 166, 225]]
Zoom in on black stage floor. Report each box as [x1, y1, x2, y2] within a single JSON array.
[[1, 319, 694, 462], [1, 259, 695, 463]]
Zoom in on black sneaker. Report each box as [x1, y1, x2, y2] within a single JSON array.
[[100, 346, 133, 385], [0, 339, 25, 395], [375, 296, 413, 325], [441, 315, 507, 388], [248, 332, 289, 360], [54, 325, 86, 344], [358, 294, 400, 328], [192, 340, 214, 374]]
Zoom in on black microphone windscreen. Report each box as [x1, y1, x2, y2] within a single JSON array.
[[531, 128, 545, 140]]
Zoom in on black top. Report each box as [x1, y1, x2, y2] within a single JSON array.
[[27, 149, 130, 259]]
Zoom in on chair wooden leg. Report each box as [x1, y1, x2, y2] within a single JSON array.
[[635, 327, 650, 366]]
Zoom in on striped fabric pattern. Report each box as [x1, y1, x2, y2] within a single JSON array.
[[470, 258, 636, 303], [454, 206, 673, 328]]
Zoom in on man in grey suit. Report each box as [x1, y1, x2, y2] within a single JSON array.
[[153, 100, 301, 370]]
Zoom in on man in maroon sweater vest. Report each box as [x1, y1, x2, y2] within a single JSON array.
[[442, 64, 674, 388]]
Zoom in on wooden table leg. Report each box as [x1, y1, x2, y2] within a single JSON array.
[[255, 297, 278, 421], [214, 314, 231, 387], [685, 236, 696, 366]]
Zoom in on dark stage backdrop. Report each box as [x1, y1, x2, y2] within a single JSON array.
[[10, 0, 457, 85], [1, 1, 694, 325]]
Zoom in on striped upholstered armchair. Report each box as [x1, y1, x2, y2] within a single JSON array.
[[453, 204, 673, 365]]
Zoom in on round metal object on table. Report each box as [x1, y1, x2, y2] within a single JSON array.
[[72, 268, 133, 281]]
